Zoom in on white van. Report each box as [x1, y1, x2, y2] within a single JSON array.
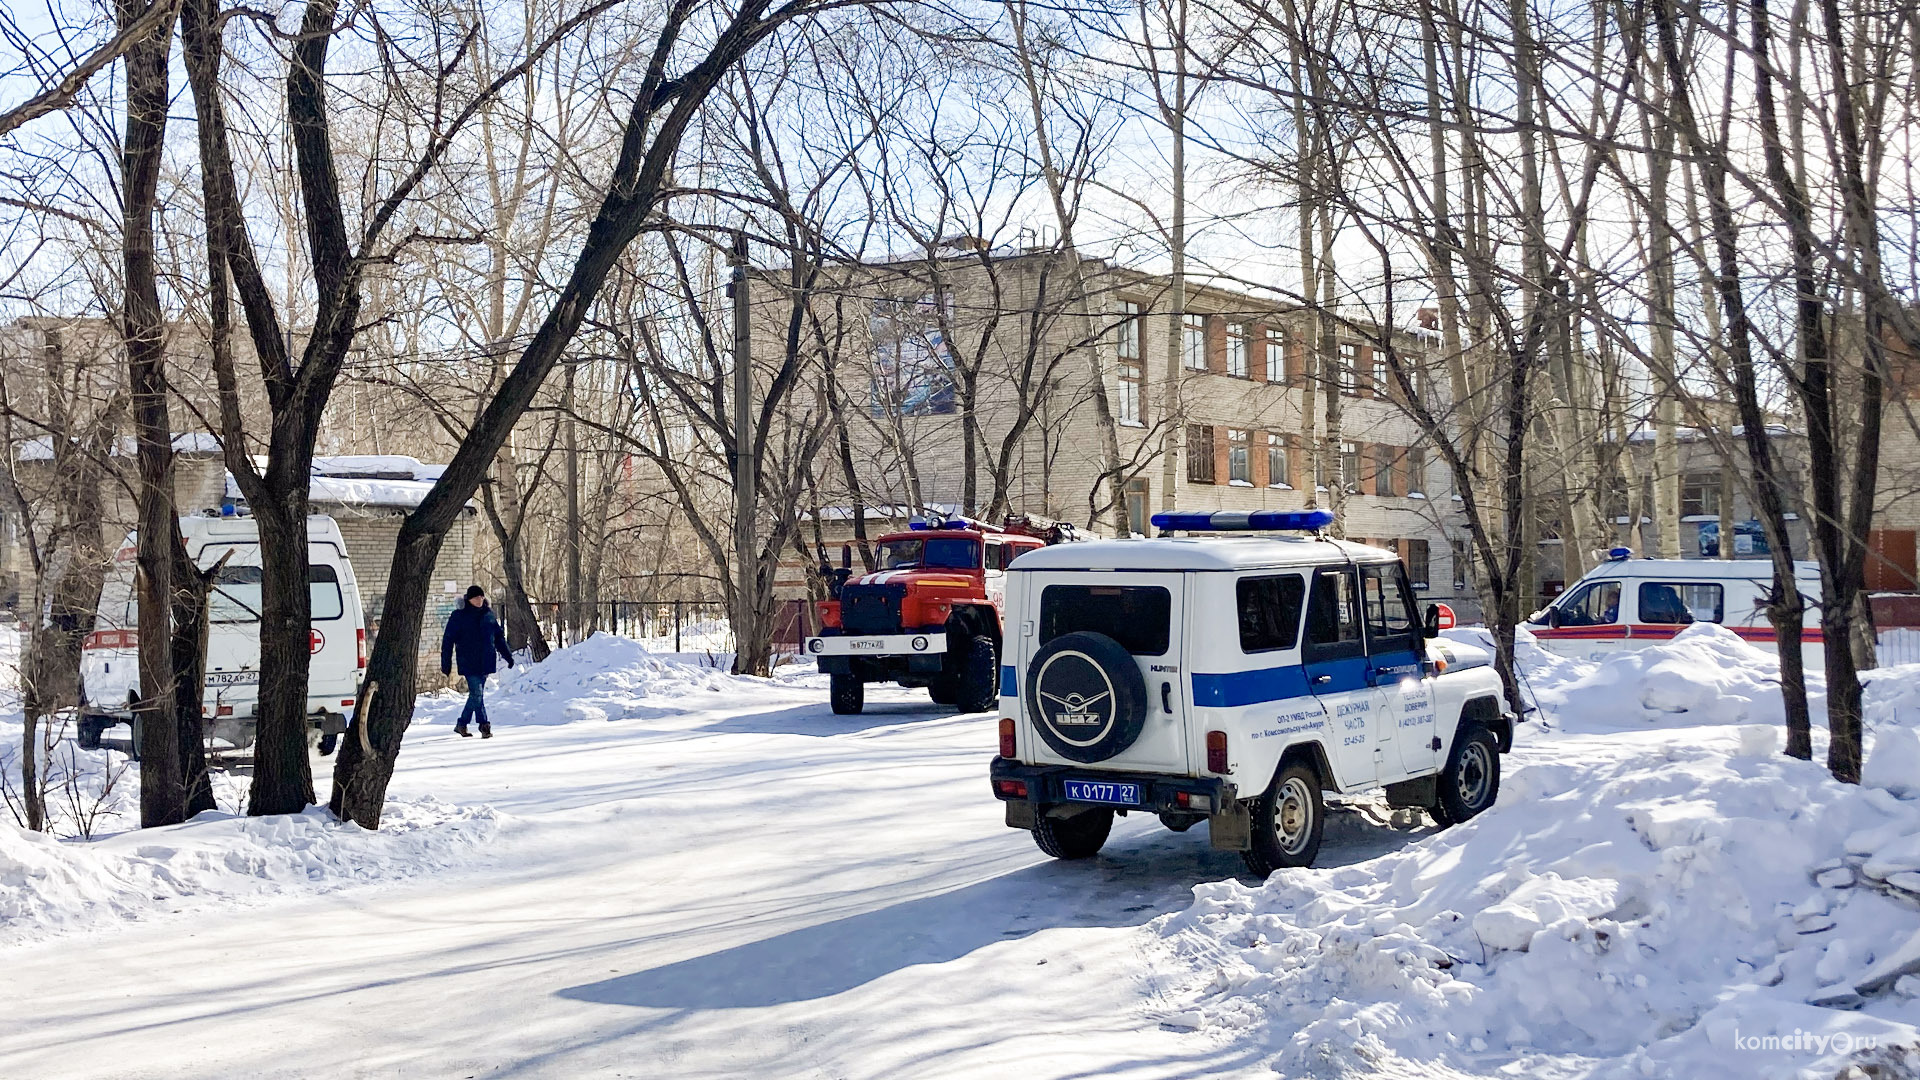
[[1527, 550, 1824, 670], [990, 509, 1511, 873], [78, 513, 367, 756]]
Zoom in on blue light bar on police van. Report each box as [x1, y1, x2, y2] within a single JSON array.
[[1607, 546, 1633, 561], [1150, 509, 1336, 533]]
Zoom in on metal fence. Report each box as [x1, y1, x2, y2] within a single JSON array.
[[530, 597, 813, 657]]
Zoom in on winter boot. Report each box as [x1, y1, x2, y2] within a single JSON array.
[[479, 722, 492, 739], [455, 724, 472, 737]]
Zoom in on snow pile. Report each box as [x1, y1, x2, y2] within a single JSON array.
[[1150, 628, 1920, 1078], [434, 633, 775, 727], [0, 796, 498, 945]]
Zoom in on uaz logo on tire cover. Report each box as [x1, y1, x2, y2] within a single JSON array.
[[1034, 651, 1117, 744]]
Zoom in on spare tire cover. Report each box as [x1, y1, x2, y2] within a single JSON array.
[[1025, 631, 1151, 763]]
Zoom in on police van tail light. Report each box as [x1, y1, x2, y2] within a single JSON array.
[[998, 717, 1016, 758], [1206, 730, 1229, 773], [356, 628, 368, 669]]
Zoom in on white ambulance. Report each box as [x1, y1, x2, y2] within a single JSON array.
[[78, 513, 368, 756], [1526, 549, 1825, 670]]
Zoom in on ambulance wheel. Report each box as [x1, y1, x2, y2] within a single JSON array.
[[127, 715, 144, 762], [1434, 726, 1500, 825], [830, 673, 864, 715], [318, 731, 340, 756], [1243, 763, 1325, 876], [1032, 806, 1113, 860], [77, 716, 107, 751], [956, 635, 999, 713]]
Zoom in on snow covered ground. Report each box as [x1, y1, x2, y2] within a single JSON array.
[[3, 625, 1920, 1078]]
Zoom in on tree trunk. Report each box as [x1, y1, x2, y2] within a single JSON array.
[[120, 0, 188, 828]]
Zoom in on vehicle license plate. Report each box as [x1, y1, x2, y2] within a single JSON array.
[[1064, 779, 1141, 805], [205, 671, 259, 686]]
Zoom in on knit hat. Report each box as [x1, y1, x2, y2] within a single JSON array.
[[465, 585, 486, 600]]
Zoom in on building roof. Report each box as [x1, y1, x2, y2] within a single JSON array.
[[1008, 534, 1395, 573], [17, 432, 224, 461], [224, 454, 458, 511]]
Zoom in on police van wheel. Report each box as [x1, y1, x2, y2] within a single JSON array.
[[1243, 763, 1325, 876], [1032, 807, 1113, 860], [318, 731, 340, 757], [830, 673, 865, 715], [956, 635, 998, 713], [1435, 727, 1500, 825]]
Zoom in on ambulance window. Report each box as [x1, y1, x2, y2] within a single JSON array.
[[1238, 574, 1306, 653], [310, 565, 345, 621], [1361, 563, 1419, 650], [1556, 581, 1621, 626], [1641, 582, 1720, 624], [210, 566, 264, 622], [1303, 567, 1364, 660], [1040, 584, 1171, 656]]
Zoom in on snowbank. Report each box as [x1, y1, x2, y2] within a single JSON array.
[[0, 797, 498, 946], [1151, 625, 1920, 1078], [423, 632, 784, 727]]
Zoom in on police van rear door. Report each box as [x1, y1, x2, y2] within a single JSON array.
[[1017, 572, 1192, 774]]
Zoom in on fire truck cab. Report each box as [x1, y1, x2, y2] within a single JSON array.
[[805, 515, 1074, 714]]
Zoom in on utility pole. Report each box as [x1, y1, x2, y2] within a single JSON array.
[[729, 231, 757, 672], [564, 359, 581, 645]]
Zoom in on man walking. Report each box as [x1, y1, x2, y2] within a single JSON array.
[[442, 585, 514, 738]]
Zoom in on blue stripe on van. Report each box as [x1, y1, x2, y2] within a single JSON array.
[[1000, 665, 1017, 697], [1191, 665, 1314, 708]]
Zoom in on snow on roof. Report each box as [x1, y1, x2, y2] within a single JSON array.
[[221, 454, 456, 509], [1624, 423, 1799, 442], [17, 432, 224, 461], [1008, 534, 1395, 572]]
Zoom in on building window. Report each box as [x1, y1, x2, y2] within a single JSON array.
[[1452, 538, 1470, 590], [1314, 447, 1331, 491], [1373, 445, 1399, 496], [1117, 364, 1142, 424], [1405, 539, 1430, 589], [1340, 441, 1360, 491], [1405, 443, 1426, 495], [1183, 314, 1207, 370], [1187, 424, 1216, 483], [1681, 473, 1722, 518], [1338, 342, 1361, 395], [1117, 301, 1140, 360], [1228, 429, 1251, 483], [1371, 351, 1391, 395], [1226, 323, 1249, 377], [1267, 433, 1289, 488], [1265, 332, 1285, 382], [1126, 477, 1150, 537]]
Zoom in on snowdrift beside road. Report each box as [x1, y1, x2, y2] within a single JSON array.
[[0, 797, 497, 946], [424, 632, 779, 727], [1151, 624, 1920, 1079]]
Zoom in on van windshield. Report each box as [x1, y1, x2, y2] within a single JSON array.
[[209, 564, 345, 623]]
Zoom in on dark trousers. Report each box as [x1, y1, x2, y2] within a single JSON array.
[[457, 679, 489, 729]]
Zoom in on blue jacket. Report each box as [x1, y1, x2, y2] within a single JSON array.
[[443, 601, 513, 678]]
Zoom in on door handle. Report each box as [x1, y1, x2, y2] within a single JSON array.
[[1161, 682, 1173, 714], [1312, 674, 1331, 685]]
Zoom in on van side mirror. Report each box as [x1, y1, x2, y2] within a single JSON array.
[[1423, 604, 1441, 639]]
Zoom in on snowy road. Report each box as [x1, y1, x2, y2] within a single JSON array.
[[0, 674, 1425, 1080]]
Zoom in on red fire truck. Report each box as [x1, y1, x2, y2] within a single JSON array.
[[804, 514, 1078, 714]]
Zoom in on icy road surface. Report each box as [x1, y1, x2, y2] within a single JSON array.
[[0, 668, 1422, 1080]]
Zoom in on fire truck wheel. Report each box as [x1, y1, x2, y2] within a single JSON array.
[[957, 635, 999, 713], [830, 672, 865, 715], [928, 676, 959, 706]]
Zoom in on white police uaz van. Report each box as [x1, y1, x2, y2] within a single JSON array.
[[989, 510, 1511, 874]]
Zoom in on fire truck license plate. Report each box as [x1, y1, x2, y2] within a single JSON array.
[[1064, 779, 1141, 805]]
